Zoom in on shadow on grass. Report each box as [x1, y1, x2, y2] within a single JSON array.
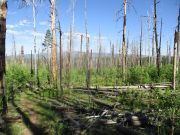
[[10, 98, 48, 135]]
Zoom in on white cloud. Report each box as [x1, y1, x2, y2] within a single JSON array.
[[39, 21, 48, 26], [7, 11, 17, 15], [63, 32, 90, 38], [7, 24, 18, 29], [19, 19, 32, 26], [32, 31, 44, 37], [7, 29, 21, 35]]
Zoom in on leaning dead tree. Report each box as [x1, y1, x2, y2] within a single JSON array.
[[0, 0, 7, 114], [122, 0, 127, 81]]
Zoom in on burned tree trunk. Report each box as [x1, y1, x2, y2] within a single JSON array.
[[0, 0, 7, 115], [58, 20, 63, 95], [122, 0, 127, 81], [30, 50, 33, 76], [32, 0, 38, 84], [50, 0, 57, 83], [153, 0, 160, 77], [177, 8, 180, 76], [173, 31, 178, 90], [97, 28, 102, 74], [139, 21, 143, 67], [20, 45, 24, 64], [79, 34, 83, 69], [173, 8, 180, 89], [111, 42, 115, 67], [86, 36, 91, 89], [159, 19, 162, 66], [12, 34, 16, 62]]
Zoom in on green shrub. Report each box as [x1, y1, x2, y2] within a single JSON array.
[[127, 67, 150, 84], [6, 64, 31, 95], [160, 64, 173, 82], [146, 65, 158, 82]]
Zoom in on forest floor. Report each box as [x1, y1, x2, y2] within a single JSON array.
[[2, 89, 122, 135], [1, 88, 179, 135]]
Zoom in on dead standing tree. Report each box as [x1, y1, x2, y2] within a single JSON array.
[[139, 20, 143, 67], [97, 27, 102, 74], [20, 45, 24, 64], [176, 7, 180, 77], [173, 31, 178, 90], [0, 0, 7, 114], [78, 34, 83, 69], [122, 0, 127, 81], [84, 0, 90, 89], [58, 20, 63, 95], [50, 0, 57, 84], [173, 7, 180, 90], [153, 0, 161, 77], [12, 34, 16, 62]]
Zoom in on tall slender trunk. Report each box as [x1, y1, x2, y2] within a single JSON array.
[[177, 8, 180, 77], [159, 19, 162, 66], [0, 0, 7, 114], [85, 0, 90, 89], [79, 34, 83, 68], [21, 45, 24, 64], [58, 20, 63, 95], [147, 16, 151, 65], [32, 0, 37, 83], [30, 50, 33, 76], [173, 31, 178, 90], [152, 30, 155, 65], [154, 0, 160, 76], [140, 20, 143, 67], [51, 0, 57, 82], [12, 34, 16, 62], [122, 0, 127, 81], [97, 28, 102, 73], [166, 41, 169, 64], [111, 42, 115, 67]]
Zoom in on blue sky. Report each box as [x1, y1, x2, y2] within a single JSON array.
[[6, 0, 180, 55]]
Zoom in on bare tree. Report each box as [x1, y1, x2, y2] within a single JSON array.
[[58, 20, 63, 95], [159, 19, 162, 66], [32, 0, 38, 84], [139, 20, 143, 67], [173, 31, 178, 90], [12, 34, 16, 61], [30, 50, 33, 76], [177, 7, 180, 75], [50, 0, 57, 82], [153, 0, 161, 76], [122, 0, 127, 80], [20, 45, 24, 64], [79, 34, 83, 68], [97, 27, 102, 74], [0, 0, 7, 114], [84, 0, 90, 89]]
